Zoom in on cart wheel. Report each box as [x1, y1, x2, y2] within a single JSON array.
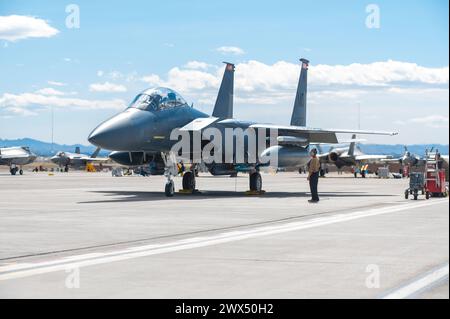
[[413, 190, 418, 200], [405, 190, 409, 200], [425, 192, 430, 200]]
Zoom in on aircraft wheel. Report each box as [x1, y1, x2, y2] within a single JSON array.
[[10, 168, 17, 175], [182, 171, 196, 191], [19, 169, 23, 175], [249, 172, 262, 192], [413, 190, 418, 200], [165, 180, 175, 197], [404, 190, 409, 199]]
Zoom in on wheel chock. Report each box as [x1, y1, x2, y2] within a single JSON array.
[[245, 190, 266, 196], [178, 189, 200, 194]]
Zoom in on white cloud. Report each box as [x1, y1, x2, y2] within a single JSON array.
[[35, 88, 65, 96], [0, 15, 59, 41], [47, 80, 66, 87], [410, 115, 449, 128], [139, 60, 448, 107], [185, 61, 212, 70], [0, 92, 126, 117], [136, 59, 448, 144], [141, 68, 219, 92], [216, 46, 245, 55], [89, 82, 127, 93], [97, 70, 104, 77], [109, 71, 123, 79], [141, 74, 163, 87], [3, 106, 38, 117]]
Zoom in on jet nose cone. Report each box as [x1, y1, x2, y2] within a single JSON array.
[[88, 112, 135, 150]]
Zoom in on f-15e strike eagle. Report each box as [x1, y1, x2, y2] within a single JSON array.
[[89, 58, 397, 196]]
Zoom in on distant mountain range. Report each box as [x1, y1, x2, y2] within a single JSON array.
[[1, 138, 448, 157], [0, 138, 110, 157]]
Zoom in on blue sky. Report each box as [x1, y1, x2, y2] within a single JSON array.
[[0, 0, 448, 145]]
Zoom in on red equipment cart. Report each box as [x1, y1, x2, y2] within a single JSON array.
[[425, 150, 448, 198]]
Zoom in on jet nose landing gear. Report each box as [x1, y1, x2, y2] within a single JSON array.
[[165, 180, 175, 197]]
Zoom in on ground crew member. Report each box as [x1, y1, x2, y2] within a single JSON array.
[[307, 148, 320, 203]]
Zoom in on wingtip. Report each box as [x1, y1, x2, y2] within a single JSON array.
[[222, 61, 235, 72]]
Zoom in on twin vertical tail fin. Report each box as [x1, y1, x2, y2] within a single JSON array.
[[290, 58, 309, 127], [212, 62, 235, 119], [91, 147, 101, 158], [75, 147, 81, 154]]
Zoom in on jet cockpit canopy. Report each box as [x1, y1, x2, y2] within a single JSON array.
[[129, 87, 188, 112]]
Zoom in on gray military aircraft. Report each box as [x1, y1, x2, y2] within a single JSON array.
[[384, 146, 424, 167], [318, 134, 393, 172], [0, 146, 37, 175], [89, 58, 397, 196], [51, 147, 108, 170]]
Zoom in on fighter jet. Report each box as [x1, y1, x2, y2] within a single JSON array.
[[383, 146, 424, 167], [0, 146, 37, 175], [88, 58, 397, 196], [51, 147, 108, 171], [318, 134, 393, 171]]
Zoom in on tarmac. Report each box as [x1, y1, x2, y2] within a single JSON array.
[[0, 170, 448, 299]]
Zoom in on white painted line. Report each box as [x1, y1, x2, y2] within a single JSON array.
[[0, 199, 447, 281], [383, 263, 449, 299]]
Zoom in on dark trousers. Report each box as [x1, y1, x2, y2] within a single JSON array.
[[309, 172, 320, 201]]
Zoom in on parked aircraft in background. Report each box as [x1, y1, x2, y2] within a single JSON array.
[[0, 146, 37, 175], [318, 135, 393, 171], [51, 147, 108, 171], [383, 146, 424, 167], [89, 58, 397, 196]]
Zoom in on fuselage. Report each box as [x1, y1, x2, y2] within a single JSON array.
[[88, 87, 310, 171]]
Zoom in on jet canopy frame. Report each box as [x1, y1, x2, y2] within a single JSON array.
[[129, 87, 188, 112]]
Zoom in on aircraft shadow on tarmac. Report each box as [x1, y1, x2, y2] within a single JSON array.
[[78, 190, 395, 204]]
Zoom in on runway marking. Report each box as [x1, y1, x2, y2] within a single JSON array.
[[0, 199, 447, 281], [382, 262, 449, 299]]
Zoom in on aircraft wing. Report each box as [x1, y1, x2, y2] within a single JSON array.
[[0, 149, 30, 159], [355, 155, 393, 161], [84, 157, 109, 162], [249, 124, 397, 144], [380, 158, 401, 163]]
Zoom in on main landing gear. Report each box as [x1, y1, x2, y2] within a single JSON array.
[[248, 171, 263, 193], [162, 152, 198, 197], [10, 165, 23, 176], [182, 171, 196, 192]]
